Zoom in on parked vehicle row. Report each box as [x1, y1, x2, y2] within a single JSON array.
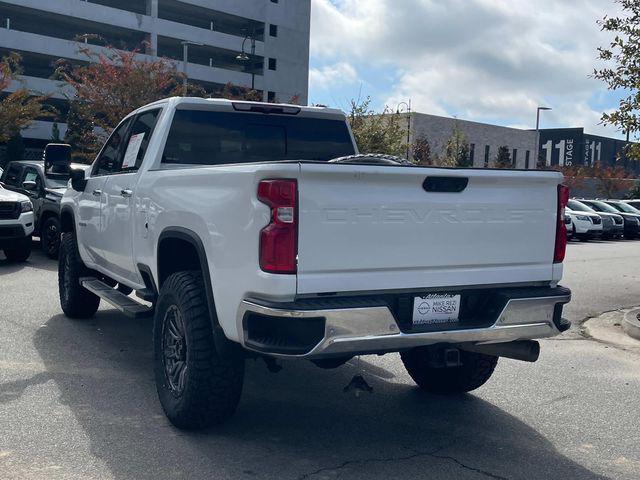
[[565, 198, 640, 242], [0, 145, 91, 259]]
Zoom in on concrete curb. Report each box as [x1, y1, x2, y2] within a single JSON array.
[[622, 309, 640, 341]]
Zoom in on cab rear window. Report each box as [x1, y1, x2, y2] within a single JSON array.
[[162, 110, 355, 165]]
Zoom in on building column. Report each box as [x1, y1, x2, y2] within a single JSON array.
[[147, 0, 158, 56]]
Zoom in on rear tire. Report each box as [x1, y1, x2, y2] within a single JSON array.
[[58, 232, 100, 319], [3, 237, 32, 262], [41, 217, 61, 259], [401, 347, 498, 394], [153, 271, 244, 430]]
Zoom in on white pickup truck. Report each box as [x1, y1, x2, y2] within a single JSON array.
[[59, 97, 571, 429]]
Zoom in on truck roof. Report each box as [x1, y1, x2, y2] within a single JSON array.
[[136, 97, 347, 120]]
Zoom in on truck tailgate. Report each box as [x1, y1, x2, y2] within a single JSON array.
[[296, 164, 562, 295]]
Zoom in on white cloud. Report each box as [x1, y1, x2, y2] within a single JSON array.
[[309, 62, 359, 90], [310, 0, 625, 137]]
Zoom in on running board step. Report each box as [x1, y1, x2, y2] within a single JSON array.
[[80, 277, 153, 319]]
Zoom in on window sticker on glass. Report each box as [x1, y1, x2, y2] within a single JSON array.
[[122, 132, 146, 169]]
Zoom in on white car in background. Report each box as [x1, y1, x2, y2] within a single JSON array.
[[565, 207, 603, 241], [0, 183, 34, 261]]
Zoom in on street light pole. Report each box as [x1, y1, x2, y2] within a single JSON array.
[[535, 106, 552, 168], [182, 40, 203, 97], [236, 35, 255, 90], [397, 101, 412, 160]]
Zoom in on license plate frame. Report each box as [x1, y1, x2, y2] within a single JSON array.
[[412, 294, 462, 326]]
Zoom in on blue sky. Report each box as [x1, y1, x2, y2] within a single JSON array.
[[308, 0, 628, 139]]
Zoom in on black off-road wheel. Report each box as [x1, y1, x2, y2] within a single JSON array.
[[3, 237, 32, 262], [58, 232, 100, 319], [42, 217, 61, 259], [401, 347, 498, 394], [153, 271, 245, 430]]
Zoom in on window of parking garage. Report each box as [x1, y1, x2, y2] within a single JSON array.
[[158, 0, 265, 41], [158, 36, 264, 76], [0, 3, 146, 51], [0, 48, 82, 80]]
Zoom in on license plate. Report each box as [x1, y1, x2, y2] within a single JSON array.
[[412, 294, 461, 326]]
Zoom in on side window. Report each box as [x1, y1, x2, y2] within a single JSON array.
[[92, 118, 133, 176], [121, 109, 161, 172], [4, 165, 23, 187], [21, 168, 42, 192]]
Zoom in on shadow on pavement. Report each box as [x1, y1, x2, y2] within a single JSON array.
[[28, 310, 609, 480], [0, 239, 57, 274]]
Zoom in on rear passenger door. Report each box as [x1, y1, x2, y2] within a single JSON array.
[[100, 109, 161, 283]]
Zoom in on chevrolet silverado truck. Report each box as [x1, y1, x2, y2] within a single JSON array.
[[0, 183, 34, 262], [58, 97, 572, 430]]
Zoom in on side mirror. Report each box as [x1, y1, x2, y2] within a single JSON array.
[[44, 143, 72, 176], [22, 180, 38, 191], [70, 168, 87, 192]]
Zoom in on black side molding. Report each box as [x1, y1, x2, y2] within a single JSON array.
[[423, 176, 469, 193]]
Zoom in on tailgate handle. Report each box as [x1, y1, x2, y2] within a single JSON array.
[[423, 176, 469, 193]]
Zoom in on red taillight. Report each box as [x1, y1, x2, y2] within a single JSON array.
[[554, 184, 570, 263], [258, 179, 298, 274]]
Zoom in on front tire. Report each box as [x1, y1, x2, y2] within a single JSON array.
[[3, 237, 32, 262], [58, 232, 100, 319], [41, 217, 61, 259], [401, 347, 498, 394], [153, 271, 244, 430]]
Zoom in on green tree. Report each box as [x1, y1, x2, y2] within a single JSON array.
[[627, 180, 640, 199], [51, 122, 61, 142], [494, 146, 512, 168], [440, 125, 471, 167], [347, 96, 406, 157], [64, 101, 97, 163], [6, 133, 25, 162], [594, 0, 640, 159], [412, 135, 432, 165]]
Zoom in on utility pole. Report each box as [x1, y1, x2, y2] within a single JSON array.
[[536, 106, 552, 168], [182, 40, 203, 97]]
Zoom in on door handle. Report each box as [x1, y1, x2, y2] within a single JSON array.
[[120, 189, 133, 198], [92, 189, 102, 196]]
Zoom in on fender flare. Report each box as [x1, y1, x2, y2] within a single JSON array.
[[59, 206, 76, 233], [157, 227, 233, 355]]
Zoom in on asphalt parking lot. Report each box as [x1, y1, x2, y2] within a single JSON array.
[[0, 239, 639, 480]]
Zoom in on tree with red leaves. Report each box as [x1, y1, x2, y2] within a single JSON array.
[[558, 165, 588, 192], [0, 52, 49, 144], [590, 163, 635, 198], [57, 44, 267, 161], [56, 44, 187, 157]]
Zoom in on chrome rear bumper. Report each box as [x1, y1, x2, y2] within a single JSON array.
[[238, 287, 571, 359]]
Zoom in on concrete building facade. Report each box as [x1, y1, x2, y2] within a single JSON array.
[[0, 0, 311, 147], [406, 112, 538, 169]]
